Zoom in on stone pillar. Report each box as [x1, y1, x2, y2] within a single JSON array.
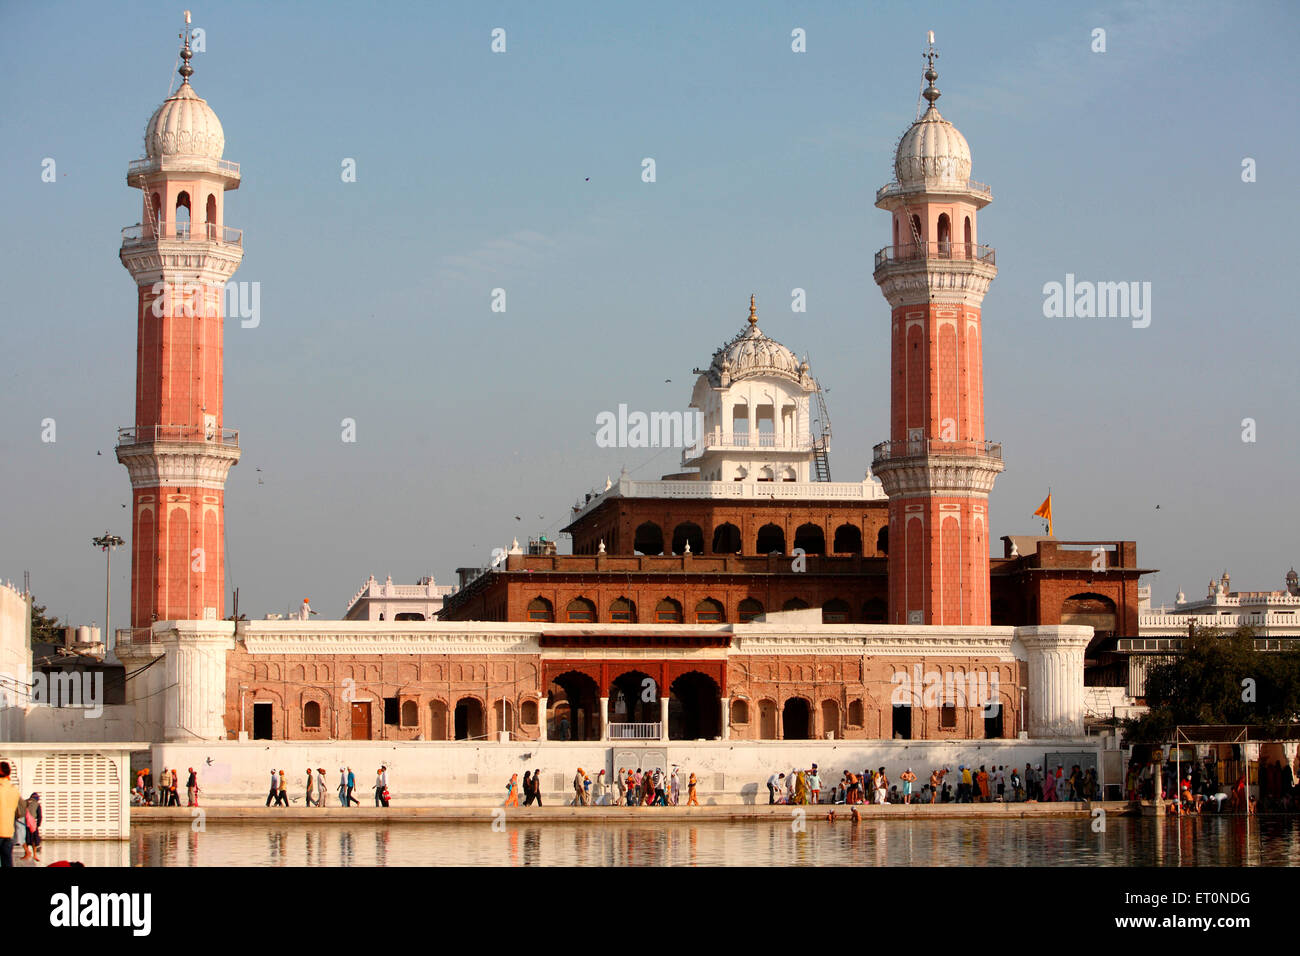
[[659, 695, 669, 740], [537, 693, 547, 741], [720, 697, 730, 740], [1016, 625, 1092, 738], [599, 697, 610, 741], [160, 621, 237, 742]]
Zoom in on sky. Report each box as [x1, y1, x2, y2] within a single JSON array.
[[1, 0, 1298, 626]]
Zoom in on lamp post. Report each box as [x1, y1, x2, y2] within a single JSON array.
[[92, 532, 125, 654]]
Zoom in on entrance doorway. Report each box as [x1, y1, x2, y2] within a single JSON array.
[[892, 704, 912, 739], [782, 698, 810, 740], [548, 671, 600, 741], [668, 672, 721, 740], [350, 701, 371, 740], [252, 702, 272, 740], [454, 698, 485, 740]]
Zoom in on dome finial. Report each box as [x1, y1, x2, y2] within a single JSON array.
[[748, 294, 757, 326], [178, 10, 194, 83], [922, 30, 940, 107]]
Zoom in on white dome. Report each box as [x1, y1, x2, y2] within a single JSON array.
[[144, 82, 225, 160], [704, 298, 809, 387], [894, 105, 971, 187]]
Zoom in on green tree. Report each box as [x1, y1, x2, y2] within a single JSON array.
[[30, 599, 64, 644], [1123, 625, 1300, 742]]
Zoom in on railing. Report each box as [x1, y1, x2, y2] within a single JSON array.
[[116, 627, 159, 647], [128, 157, 240, 176], [873, 242, 996, 270], [876, 179, 992, 203], [872, 439, 1002, 463], [117, 425, 240, 447], [121, 222, 243, 247], [608, 722, 662, 740], [683, 429, 812, 457]]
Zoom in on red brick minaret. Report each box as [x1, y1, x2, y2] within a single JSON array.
[[872, 46, 1003, 626], [117, 22, 242, 627]]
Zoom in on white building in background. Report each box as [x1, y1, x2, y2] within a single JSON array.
[[1117, 568, 1300, 698], [343, 575, 456, 622], [0, 581, 33, 738]]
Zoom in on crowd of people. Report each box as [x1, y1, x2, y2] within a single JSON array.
[[1128, 758, 1296, 816], [502, 766, 701, 807], [766, 763, 1101, 805], [132, 767, 198, 807]]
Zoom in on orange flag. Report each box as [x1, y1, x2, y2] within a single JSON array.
[[1033, 494, 1054, 537]]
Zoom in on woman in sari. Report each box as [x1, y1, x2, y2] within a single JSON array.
[[686, 772, 699, 806], [794, 770, 808, 805], [504, 773, 520, 807]]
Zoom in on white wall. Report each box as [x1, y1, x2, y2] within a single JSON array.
[[0, 583, 31, 740], [152, 738, 1101, 806]]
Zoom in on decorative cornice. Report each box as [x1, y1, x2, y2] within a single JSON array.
[[875, 260, 996, 309], [116, 441, 240, 490], [874, 454, 1004, 498], [120, 239, 243, 285]]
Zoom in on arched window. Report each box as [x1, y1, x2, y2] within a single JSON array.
[[400, 699, 418, 727], [756, 523, 785, 554], [937, 213, 951, 256], [910, 214, 922, 246], [526, 597, 554, 622], [876, 525, 889, 556], [671, 522, 704, 555], [757, 466, 775, 482], [205, 193, 218, 238], [565, 597, 596, 623], [609, 596, 636, 623], [731, 698, 750, 724], [655, 598, 683, 623], [893, 216, 900, 248], [738, 598, 764, 623], [695, 598, 725, 623], [520, 699, 538, 725], [964, 215, 973, 257], [303, 700, 321, 729], [833, 524, 862, 554], [822, 599, 850, 623], [634, 522, 664, 555], [175, 191, 191, 239], [862, 597, 887, 624], [793, 523, 825, 555], [150, 192, 162, 235], [712, 522, 741, 554], [782, 597, 809, 612], [847, 699, 864, 726]]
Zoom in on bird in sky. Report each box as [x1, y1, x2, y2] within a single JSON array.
[[96, 451, 102, 456]]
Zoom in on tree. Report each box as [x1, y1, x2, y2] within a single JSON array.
[[1123, 624, 1300, 742], [29, 599, 63, 644]]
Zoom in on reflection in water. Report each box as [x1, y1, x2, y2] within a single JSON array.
[[123, 816, 1300, 867]]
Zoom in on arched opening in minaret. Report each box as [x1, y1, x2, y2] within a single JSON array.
[[893, 216, 900, 248], [756, 523, 785, 554], [175, 191, 191, 239], [731, 402, 749, 445], [937, 213, 951, 256], [670, 522, 704, 555], [793, 523, 825, 555], [633, 521, 664, 555], [711, 522, 741, 554], [149, 192, 162, 235], [756, 403, 775, 445], [205, 193, 218, 238], [910, 214, 923, 248], [964, 215, 973, 257], [833, 523, 862, 554]]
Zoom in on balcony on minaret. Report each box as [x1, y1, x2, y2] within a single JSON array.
[[872, 438, 1002, 467], [117, 425, 240, 449], [873, 241, 996, 282], [121, 221, 243, 248]]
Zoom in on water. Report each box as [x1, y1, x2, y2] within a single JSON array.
[[79, 814, 1300, 866]]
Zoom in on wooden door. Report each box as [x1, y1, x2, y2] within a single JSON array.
[[350, 701, 371, 740]]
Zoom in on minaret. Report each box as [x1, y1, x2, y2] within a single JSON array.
[[872, 41, 1003, 626], [117, 16, 242, 627]]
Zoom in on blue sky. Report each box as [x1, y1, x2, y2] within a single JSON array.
[[2, 0, 1297, 624]]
